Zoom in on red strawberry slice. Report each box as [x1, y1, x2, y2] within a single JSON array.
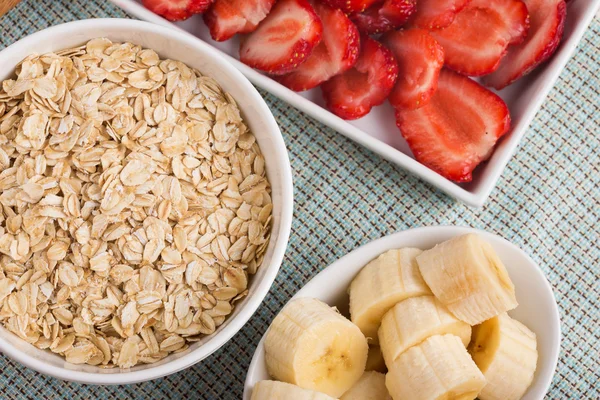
[[142, 0, 214, 21], [383, 29, 444, 110], [239, 0, 323, 75], [204, 0, 277, 41], [350, 0, 417, 35], [407, 0, 471, 30], [483, 0, 567, 89], [276, 2, 360, 92], [396, 69, 511, 182], [431, 0, 529, 76], [321, 36, 398, 120], [322, 0, 380, 13]]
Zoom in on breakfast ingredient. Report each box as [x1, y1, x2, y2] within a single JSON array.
[[383, 29, 444, 109], [340, 371, 392, 400], [407, 0, 471, 30], [348, 248, 431, 344], [365, 346, 387, 373], [204, 0, 277, 41], [264, 297, 368, 397], [416, 234, 518, 324], [395, 69, 510, 182], [482, 0, 566, 89], [322, 0, 380, 13], [469, 313, 538, 400], [321, 36, 398, 120], [378, 295, 471, 365], [431, 0, 530, 76], [386, 334, 486, 400], [142, 0, 214, 21], [349, 0, 417, 35], [251, 380, 337, 400], [239, 0, 323, 75], [257, 235, 540, 400], [276, 2, 360, 92], [0, 38, 272, 368]]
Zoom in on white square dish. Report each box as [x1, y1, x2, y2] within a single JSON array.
[[109, 0, 600, 206]]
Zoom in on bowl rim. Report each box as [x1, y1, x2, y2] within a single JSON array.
[[243, 225, 561, 399], [0, 18, 294, 385]]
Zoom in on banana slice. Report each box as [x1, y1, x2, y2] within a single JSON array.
[[468, 313, 538, 400], [340, 371, 392, 400], [365, 346, 387, 373], [251, 380, 337, 400], [416, 234, 518, 325], [349, 248, 431, 344], [378, 295, 471, 365], [385, 334, 486, 400], [264, 297, 368, 397]]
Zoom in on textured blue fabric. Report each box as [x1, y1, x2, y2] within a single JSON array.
[[0, 1, 599, 398]]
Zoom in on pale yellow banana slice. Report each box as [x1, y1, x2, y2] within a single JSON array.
[[365, 346, 387, 373], [378, 295, 471, 365], [264, 297, 368, 398], [385, 334, 486, 400], [340, 371, 392, 400], [468, 313, 538, 400], [251, 380, 337, 400], [416, 234, 518, 325], [349, 248, 431, 344]]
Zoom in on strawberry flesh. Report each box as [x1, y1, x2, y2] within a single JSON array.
[[142, 0, 214, 21], [396, 69, 511, 182], [407, 0, 471, 30], [483, 0, 567, 89], [350, 0, 417, 35], [321, 36, 398, 120], [204, 0, 277, 42], [322, 0, 380, 13], [384, 29, 444, 110], [276, 2, 360, 92], [239, 0, 323, 75], [432, 0, 529, 76]]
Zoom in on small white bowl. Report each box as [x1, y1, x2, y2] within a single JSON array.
[[0, 19, 293, 385], [244, 226, 561, 400]]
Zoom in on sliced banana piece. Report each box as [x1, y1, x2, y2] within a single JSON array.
[[340, 371, 392, 400], [264, 297, 368, 398], [251, 380, 337, 400], [416, 234, 518, 325], [469, 313, 538, 400], [378, 295, 471, 366], [385, 334, 486, 400], [365, 346, 387, 373], [349, 248, 431, 344]]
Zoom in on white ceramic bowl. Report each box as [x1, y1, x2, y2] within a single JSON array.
[[111, 0, 600, 207], [244, 226, 561, 399], [0, 19, 293, 385]]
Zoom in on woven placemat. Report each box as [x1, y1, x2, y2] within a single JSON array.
[[1, 1, 599, 398]]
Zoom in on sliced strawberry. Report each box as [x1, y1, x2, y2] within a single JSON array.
[[383, 29, 444, 110], [407, 0, 471, 30], [204, 0, 277, 41], [431, 0, 529, 76], [322, 0, 379, 13], [321, 36, 398, 120], [142, 0, 214, 21], [396, 69, 510, 182], [239, 0, 323, 75], [350, 0, 417, 34], [276, 2, 360, 91], [483, 0, 566, 89]]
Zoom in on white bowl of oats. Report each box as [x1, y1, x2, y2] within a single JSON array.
[[0, 18, 293, 384]]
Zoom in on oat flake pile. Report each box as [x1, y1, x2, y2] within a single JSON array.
[[0, 38, 272, 368]]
